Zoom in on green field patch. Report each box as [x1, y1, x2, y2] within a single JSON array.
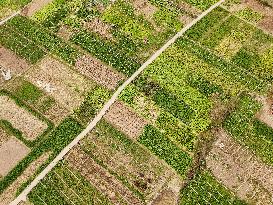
[[180, 170, 247, 205], [139, 125, 192, 177], [236, 7, 263, 23], [224, 94, 273, 165]]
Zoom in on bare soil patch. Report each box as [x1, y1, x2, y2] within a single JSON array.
[[258, 16, 273, 34], [178, 1, 202, 17], [84, 18, 113, 39], [0, 127, 9, 147], [66, 147, 143, 205], [104, 101, 148, 139], [0, 138, 30, 178], [0, 46, 29, 85], [256, 95, 273, 129], [206, 129, 273, 204], [151, 189, 177, 205], [132, 0, 158, 19], [0, 152, 50, 205], [21, 0, 54, 17], [43, 102, 70, 124], [0, 96, 48, 141], [25, 57, 95, 111], [57, 25, 74, 41], [75, 55, 124, 90]]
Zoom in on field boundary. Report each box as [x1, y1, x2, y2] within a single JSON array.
[[10, 0, 226, 204]]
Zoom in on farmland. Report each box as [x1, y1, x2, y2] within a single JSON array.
[[0, 0, 273, 204]]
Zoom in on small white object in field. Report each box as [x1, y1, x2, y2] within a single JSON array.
[[1, 69, 12, 81], [36, 80, 56, 93], [216, 141, 225, 149]]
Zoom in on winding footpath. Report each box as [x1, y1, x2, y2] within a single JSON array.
[[10, 0, 225, 204]]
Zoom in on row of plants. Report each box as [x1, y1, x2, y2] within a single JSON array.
[[224, 94, 273, 165], [0, 24, 46, 64], [0, 116, 83, 194], [180, 170, 247, 204], [139, 125, 192, 177], [5, 15, 79, 64], [28, 162, 112, 205], [176, 37, 266, 93]]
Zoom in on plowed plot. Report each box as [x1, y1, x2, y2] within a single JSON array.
[[25, 57, 95, 111], [0, 138, 30, 177], [132, 0, 158, 19], [0, 95, 48, 141], [0, 152, 50, 205], [0, 47, 29, 85], [256, 96, 273, 129], [206, 129, 273, 204], [80, 120, 181, 203], [75, 55, 124, 90], [104, 101, 148, 139], [66, 147, 143, 205], [84, 18, 113, 39], [21, 0, 54, 17], [152, 189, 177, 205]]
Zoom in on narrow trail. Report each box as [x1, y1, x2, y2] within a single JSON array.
[[10, 0, 225, 204]]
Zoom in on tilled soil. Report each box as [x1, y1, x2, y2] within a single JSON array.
[[0, 96, 48, 141], [104, 101, 148, 139], [66, 147, 144, 205], [84, 18, 113, 39], [0, 138, 30, 177], [256, 95, 273, 129], [25, 57, 94, 111], [0, 46, 29, 85], [206, 129, 273, 204], [75, 55, 124, 90], [0, 152, 50, 205], [21, 0, 54, 17]]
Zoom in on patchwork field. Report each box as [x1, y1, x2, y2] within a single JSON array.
[[1, 0, 273, 204]]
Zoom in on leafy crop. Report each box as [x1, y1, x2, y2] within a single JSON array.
[[139, 125, 192, 176]]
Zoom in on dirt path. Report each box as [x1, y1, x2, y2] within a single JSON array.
[[10, 1, 226, 203], [21, 0, 54, 17]]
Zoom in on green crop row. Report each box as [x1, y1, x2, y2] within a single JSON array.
[[28, 162, 112, 205], [139, 125, 192, 176], [71, 30, 140, 75], [224, 95, 273, 165], [6, 15, 79, 64], [0, 25, 46, 64], [74, 86, 112, 125], [180, 170, 247, 205]]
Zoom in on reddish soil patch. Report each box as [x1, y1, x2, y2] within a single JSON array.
[[206, 129, 273, 204], [0, 138, 30, 177], [104, 101, 148, 139], [84, 18, 113, 39], [0, 152, 50, 204], [21, 0, 54, 17], [0, 96, 48, 141], [256, 96, 273, 129], [75, 55, 124, 90], [258, 16, 273, 34], [0, 46, 29, 85], [66, 147, 143, 205]]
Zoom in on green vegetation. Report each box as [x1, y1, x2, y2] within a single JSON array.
[[139, 125, 192, 176], [180, 170, 247, 204], [236, 8, 263, 23], [28, 162, 112, 205], [224, 95, 273, 165]]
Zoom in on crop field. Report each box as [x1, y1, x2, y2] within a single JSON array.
[[1, 0, 273, 204]]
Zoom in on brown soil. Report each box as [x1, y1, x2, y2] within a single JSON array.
[[132, 0, 158, 19], [0, 152, 50, 205], [206, 129, 273, 204], [258, 16, 273, 34], [84, 18, 113, 39], [256, 96, 273, 129], [177, 1, 202, 17], [104, 101, 148, 139], [0, 46, 29, 85], [66, 147, 143, 205], [25, 57, 95, 111], [151, 189, 177, 205], [0, 127, 9, 147], [21, 0, 54, 17], [75, 55, 124, 90], [0, 96, 48, 140], [43, 102, 70, 124], [0, 138, 30, 177]]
